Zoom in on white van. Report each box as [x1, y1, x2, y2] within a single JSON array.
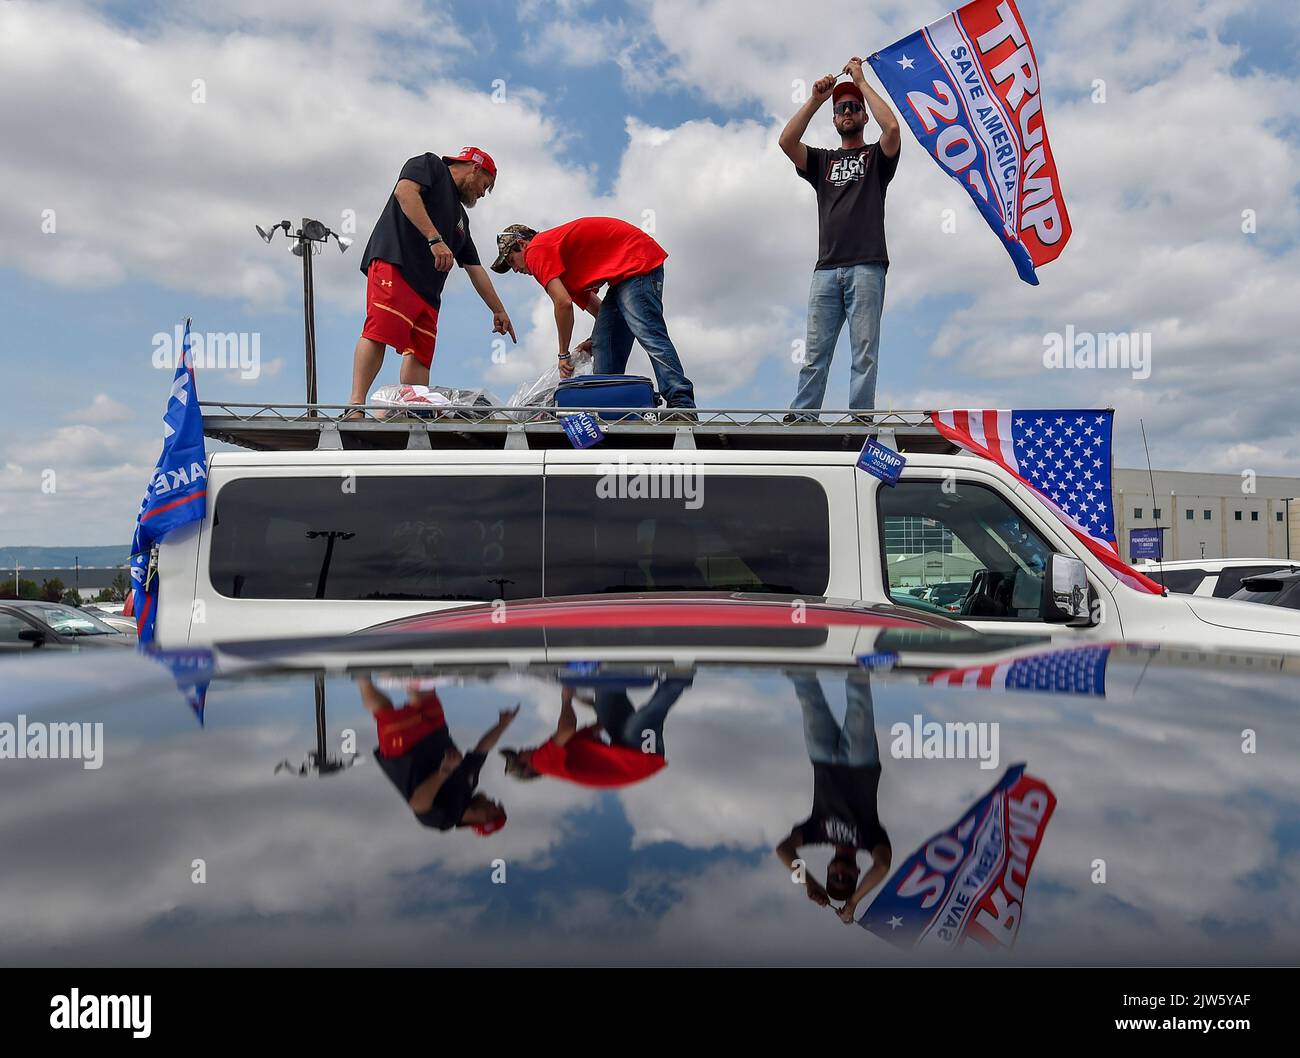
[[157, 410, 1300, 652]]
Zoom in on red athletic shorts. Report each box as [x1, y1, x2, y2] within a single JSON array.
[[362, 260, 439, 367], [374, 691, 446, 759]]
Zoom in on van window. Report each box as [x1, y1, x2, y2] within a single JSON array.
[[879, 480, 1055, 620], [209, 476, 543, 601], [544, 474, 830, 596], [1157, 569, 1207, 594]]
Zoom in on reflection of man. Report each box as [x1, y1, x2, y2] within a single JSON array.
[[359, 676, 516, 834], [776, 672, 891, 923], [501, 677, 690, 788]]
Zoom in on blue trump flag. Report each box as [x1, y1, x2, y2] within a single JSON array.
[[125, 319, 208, 644]]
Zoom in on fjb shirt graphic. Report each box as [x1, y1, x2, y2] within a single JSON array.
[[827, 152, 869, 186]]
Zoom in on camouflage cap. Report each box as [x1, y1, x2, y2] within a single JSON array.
[[491, 223, 538, 273]]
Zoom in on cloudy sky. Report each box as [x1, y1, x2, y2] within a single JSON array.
[[1, 0, 1298, 545]]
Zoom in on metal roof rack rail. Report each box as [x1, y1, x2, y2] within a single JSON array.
[[199, 402, 959, 454]]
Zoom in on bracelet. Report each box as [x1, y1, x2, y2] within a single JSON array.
[[427, 235, 444, 247], [558, 352, 571, 361]]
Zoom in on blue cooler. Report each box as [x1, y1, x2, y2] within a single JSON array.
[[555, 374, 660, 420]]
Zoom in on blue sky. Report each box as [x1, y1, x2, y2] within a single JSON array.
[[2, 0, 1299, 544]]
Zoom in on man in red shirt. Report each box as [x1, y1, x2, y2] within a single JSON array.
[[500, 677, 690, 788], [491, 217, 696, 409]]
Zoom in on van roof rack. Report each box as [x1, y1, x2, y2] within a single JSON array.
[[199, 402, 960, 454]]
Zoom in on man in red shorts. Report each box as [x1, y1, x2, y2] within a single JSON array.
[[358, 675, 517, 835], [347, 147, 517, 415]]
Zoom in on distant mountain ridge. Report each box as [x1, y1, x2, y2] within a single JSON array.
[[0, 546, 131, 568]]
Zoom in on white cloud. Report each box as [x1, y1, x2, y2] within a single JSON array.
[[64, 393, 134, 424]]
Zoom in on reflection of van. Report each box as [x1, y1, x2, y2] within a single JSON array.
[[158, 414, 1300, 651]]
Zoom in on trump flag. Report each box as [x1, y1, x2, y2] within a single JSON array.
[[860, 764, 1056, 950], [124, 319, 208, 643], [869, 0, 1070, 284]]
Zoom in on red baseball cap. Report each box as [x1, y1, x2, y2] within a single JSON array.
[[472, 811, 507, 837], [443, 145, 497, 180], [832, 81, 866, 105]]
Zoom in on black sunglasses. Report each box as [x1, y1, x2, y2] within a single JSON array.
[[833, 101, 865, 115]]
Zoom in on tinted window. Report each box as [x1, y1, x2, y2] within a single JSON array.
[[879, 480, 1055, 620], [0, 612, 35, 646], [210, 476, 543, 601], [1214, 565, 1292, 599], [1157, 569, 1207, 594], [544, 475, 829, 596]]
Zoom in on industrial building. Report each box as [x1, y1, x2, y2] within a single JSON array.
[[1114, 468, 1300, 564]]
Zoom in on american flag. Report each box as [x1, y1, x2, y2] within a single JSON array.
[[931, 409, 1163, 594], [928, 645, 1109, 695]]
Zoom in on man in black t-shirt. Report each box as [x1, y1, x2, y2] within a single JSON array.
[[775, 672, 892, 924], [779, 59, 901, 417], [358, 675, 517, 835], [346, 147, 517, 415]]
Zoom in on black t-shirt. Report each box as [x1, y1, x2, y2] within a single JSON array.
[[795, 761, 889, 852], [373, 728, 487, 831], [360, 153, 481, 309], [796, 142, 899, 271]]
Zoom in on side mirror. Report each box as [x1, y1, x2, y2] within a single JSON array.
[[18, 628, 46, 647], [1042, 554, 1094, 626]]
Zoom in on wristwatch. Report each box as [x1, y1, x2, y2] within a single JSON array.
[[427, 235, 444, 247]]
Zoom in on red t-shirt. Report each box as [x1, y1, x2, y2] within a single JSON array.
[[530, 725, 666, 787], [524, 217, 668, 311]]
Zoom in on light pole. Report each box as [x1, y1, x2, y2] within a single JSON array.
[[1285, 497, 1294, 560], [255, 218, 352, 410]]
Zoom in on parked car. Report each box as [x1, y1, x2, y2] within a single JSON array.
[[1231, 570, 1300, 611], [3, 596, 1300, 967], [1136, 557, 1299, 598], [81, 605, 139, 637], [918, 580, 972, 613], [0, 601, 135, 652]]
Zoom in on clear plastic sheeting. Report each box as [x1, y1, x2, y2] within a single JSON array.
[[506, 346, 593, 412]]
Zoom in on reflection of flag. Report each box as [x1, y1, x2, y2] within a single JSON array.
[[928, 645, 1109, 695], [861, 764, 1055, 950], [932, 409, 1163, 594], [126, 319, 208, 643], [148, 648, 213, 726], [869, 0, 1069, 284]]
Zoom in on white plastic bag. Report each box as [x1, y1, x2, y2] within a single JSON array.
[[368, 384, 499, 418]]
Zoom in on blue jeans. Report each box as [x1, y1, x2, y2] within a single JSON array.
[[791, 264, 886, 411], [593, 677, 691, 756], [790, 673, 879, 768], [592, 265, 696, 408]]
